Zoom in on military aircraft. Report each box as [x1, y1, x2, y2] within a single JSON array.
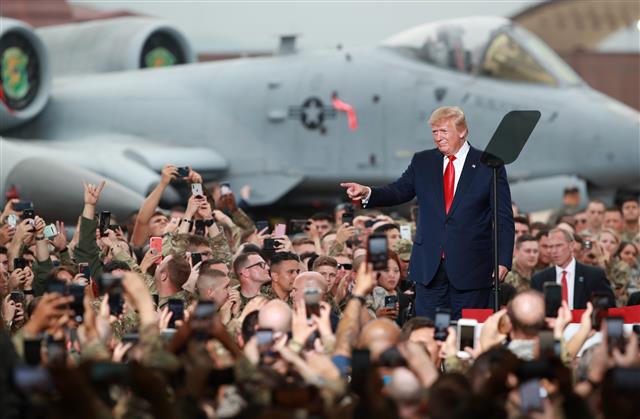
[[1, 15, 638, 223]]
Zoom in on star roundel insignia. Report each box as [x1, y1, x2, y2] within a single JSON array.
[[288, 96, 337, 131]]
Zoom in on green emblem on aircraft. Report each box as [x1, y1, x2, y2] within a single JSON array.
[[2, 47, 30, 100], [144, 47, 176, 68]]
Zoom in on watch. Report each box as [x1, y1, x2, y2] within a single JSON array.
[[35, 235, 45, 241], [351, 295, 366, 305]]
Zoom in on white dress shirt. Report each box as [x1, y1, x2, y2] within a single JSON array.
[[555, 257, 576, 309], [362, 141, 471, 204], [443, 141, 470, 194]]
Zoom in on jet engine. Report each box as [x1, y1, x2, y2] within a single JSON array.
[[36, 17, 196, 76], [0, 18, 51, 131]]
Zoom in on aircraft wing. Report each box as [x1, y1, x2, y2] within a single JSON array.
[[1, 135, 229, 222]]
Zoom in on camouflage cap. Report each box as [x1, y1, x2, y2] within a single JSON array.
[[393, 239, 413, 261]]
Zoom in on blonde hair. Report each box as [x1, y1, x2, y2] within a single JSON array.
[[428, 106, 467, 131]]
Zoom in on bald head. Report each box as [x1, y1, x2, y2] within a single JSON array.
[[358, 318, 401, 360], [258, 300, 292, 334], [508, 290, 545, 339], [388, 367, 422, 403], [291, 271, 327, 303]]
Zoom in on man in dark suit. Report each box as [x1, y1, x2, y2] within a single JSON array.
[[341, 106, 514, 319], [531, 228, 615, 309]]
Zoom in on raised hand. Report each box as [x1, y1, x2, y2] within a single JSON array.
[[50, 221, 68, 251], [353, 262, 376, 297], [82, 180, 106, 207], [160, 164, 178, 186], [340, 182, 370, 200]]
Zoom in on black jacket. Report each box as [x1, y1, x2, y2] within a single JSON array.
[[531, 261, 615, 309]]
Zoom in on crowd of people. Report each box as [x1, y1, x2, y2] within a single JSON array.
[[0, 166, 639, 418]]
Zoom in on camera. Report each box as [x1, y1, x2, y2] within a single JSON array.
[[177, 166, 190, 178]]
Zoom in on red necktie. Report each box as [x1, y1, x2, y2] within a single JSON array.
[[444, 155, 456, 214], [561, 270, 568, 304]]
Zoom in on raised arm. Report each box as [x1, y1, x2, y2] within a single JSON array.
[[131, 164, 177, 248]]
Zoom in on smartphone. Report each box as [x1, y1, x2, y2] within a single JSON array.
[[13, 257, 27, 270], [98, 211, 111, 236], [584, 240, 593, 250], [263, 238, 282, 251], [367, 234, 388, 271], [194, 300, 216, 319], [434, 308, 450, 341], [220, 182, 232, 195], [191, 183, 204, 197], [520, 379, 543, 413], [22, 209, 35, 219], [287, 219, 308, 235], [108, 280, 124, 316], [10, 291, 25, 305], [591, 292, 610, 330], [457, 319, 477, 351], [400, 224, 412, 241], [256, 328, 274, 353], [13, 201, 33, 212], [46, 280, 67, 295], [384, 295, 398, 309], [68, 284, 85, 322], [24, 337, 43, 366], [90, 362, 130, 384], [177, 166, 190, 178], [273, 223, 287, 237], [149, 237, 163, 264], [191, 252, 202, 266], [122, 333, 140, 345], [46, 336, 66, 364], [13, 366, 53, 393], [256, 220, 270, 234], [6, 213, 18, 228], [97, 273, 121, 294], [543, 283, 562, 318], [606, 316, 625, 354], [78, 262, 91, 279], [342, 211, 354, 226], [152, 294, 159, 307], [304, 288, 322, 318], [43, 224, 58, 239], [167, 298, 184, 329], [193, 300, 216, 340]]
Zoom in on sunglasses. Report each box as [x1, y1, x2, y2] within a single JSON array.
[[575, 219, 588, 224], [337, 263, 353, 270]]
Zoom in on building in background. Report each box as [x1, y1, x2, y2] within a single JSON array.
[[513, 0, 640, 110]]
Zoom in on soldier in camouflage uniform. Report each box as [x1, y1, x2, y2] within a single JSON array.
[[233, 252, 271, 313], [607, 259, 631, 306], [504, 235, 539, 292]]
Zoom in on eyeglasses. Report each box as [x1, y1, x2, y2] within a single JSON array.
[[244, 261, 266, 270], [338, 263, 353, 270]]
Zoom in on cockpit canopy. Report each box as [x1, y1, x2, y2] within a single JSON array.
[[381, 17, 582, 86]]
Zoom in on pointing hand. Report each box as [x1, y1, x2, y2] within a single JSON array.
[[340, 182, 369, 200]]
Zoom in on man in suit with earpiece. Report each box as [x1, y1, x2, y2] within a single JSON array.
[[530, 228, 615, 309]]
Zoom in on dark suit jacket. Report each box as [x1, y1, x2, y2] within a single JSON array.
[[530, 261, 615, 309], [367, 145, 514, 290]]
